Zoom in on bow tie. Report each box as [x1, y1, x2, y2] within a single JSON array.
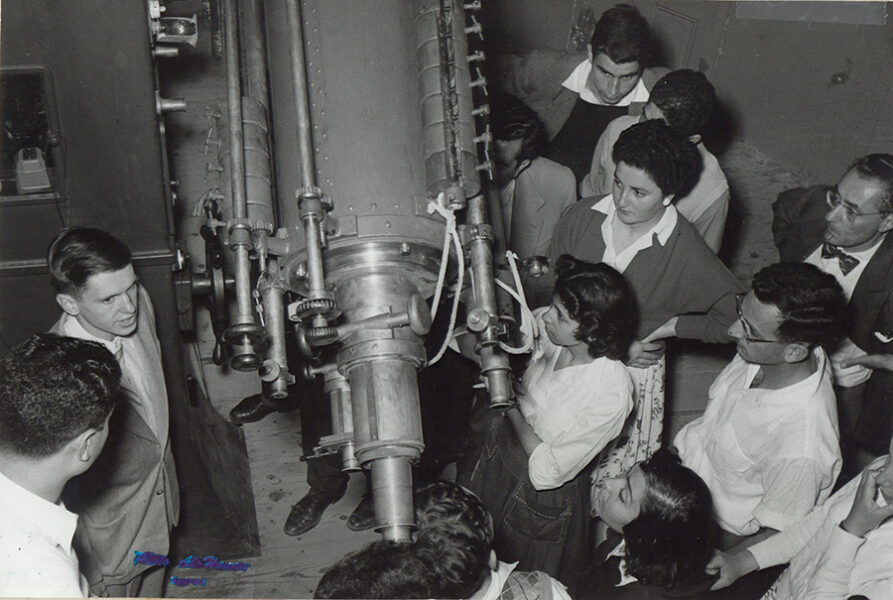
[[822, 242, 860, 275]]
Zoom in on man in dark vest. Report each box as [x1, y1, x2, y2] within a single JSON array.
[[543, 4, 667, 182]]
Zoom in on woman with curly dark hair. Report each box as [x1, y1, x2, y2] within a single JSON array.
[[540, 119, 745, 500], [577, 449, 717, 599], [468, 254, 637, 590]]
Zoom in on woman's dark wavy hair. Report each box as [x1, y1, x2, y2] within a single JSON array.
[[552, 254, 637, 361], [621, 449, 714, 589], [612, 119, 703, 199], [490, 93, 547, 164], [752, 262, 846, 349]]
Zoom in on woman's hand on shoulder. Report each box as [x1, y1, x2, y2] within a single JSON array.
[[625, 339, 665, 368]]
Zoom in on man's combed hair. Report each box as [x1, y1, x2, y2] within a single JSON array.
[[612, 120, 703, 199], [622, 449, 714, 588], [0, 333, 120, 457], [752, 262, 847, 349], [47, 226, 132, 294], [413, 482, 493, 599], [649, 69, 717, 139], [314, 540, 432, 599], [491, 93, 547, 164], [590, 4, 655, 66], [847, 153, 893, 212], [553, 254, 637, 361]]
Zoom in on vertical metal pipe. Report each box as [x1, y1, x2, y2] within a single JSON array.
[[285, 0, 333, 325], [242, 0, 269, 111], [222, 0, 253, 322], [466, 192, 513, 405], [223, 0, 247, 222], [370, 456, 415, 541], [285, 0, 316, 190], [261, 259, 290, 399]]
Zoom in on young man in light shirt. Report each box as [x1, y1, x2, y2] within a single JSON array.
[[674, 262, 847, 552], [0, 334, 120, 598], [48, 227, 179, 597], [709, 434, 893, 599]]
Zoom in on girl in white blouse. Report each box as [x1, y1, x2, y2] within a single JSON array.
[[468, 254, 636, 590]]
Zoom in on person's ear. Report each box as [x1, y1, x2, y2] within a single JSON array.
[[56, 292, 80, 317], [878, 211, 893, 234], [488, 550, 498, 571], [687, 133, 702, 145], [77, 427, 104, 463], [782, 342, 809, 364], [662, 194, 675, 207]]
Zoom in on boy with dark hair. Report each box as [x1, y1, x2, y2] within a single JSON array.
[[414, 482, 572, 600], [675, 262, 847, 552], [581, 69, 729, 252], [0, 334, 121, 597], [313, 540, 432, 599], [47, 226, 179, 597], [544, 4, 666, 181]]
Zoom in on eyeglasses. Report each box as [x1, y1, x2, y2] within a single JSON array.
[[735, 293, 780, 344], [826, 189, 890, 222]]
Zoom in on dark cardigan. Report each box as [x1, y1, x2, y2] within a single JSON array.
[[540, 198, 744, 341]]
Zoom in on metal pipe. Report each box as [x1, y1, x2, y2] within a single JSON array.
[[223, 0, 247, 224], [259, 259, 291, 398], [221, 0, 263, 370], [285, 0, 316, 190], [370, 456, 415, 541], [242, 0, 269, 111], [466, 192, 513, 406], [286, 0, 334, 324]]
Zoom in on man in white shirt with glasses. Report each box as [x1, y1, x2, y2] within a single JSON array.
[[674, 263, 847, 553]]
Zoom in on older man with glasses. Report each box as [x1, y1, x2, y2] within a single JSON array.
[[674, 263, 847, 554], [773, 154, 893, 477]]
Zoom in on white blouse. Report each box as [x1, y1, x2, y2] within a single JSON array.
[[520, 309, 634, 490]]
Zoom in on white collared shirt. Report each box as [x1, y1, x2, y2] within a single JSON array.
[[591, 194, 678, 273], [0, 471, 88, 597], [562, 58, 650, 106], [521, 308, 633, 490], [675, 348, 841, 536], [605, 539, 639, 587], [750, 456, 893, 600]]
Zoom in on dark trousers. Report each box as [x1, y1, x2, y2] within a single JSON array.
[[300, 375, 349, 500]]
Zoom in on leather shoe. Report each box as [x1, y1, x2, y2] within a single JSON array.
[[347, 496, 376, 531], [284, 491, 338, 536], [229, 393, 295, 425]]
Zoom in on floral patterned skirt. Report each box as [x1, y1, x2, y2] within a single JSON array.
[[590, 355, 665, 513]]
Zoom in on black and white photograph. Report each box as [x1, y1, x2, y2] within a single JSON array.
[[1, 1, 892, 598]]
